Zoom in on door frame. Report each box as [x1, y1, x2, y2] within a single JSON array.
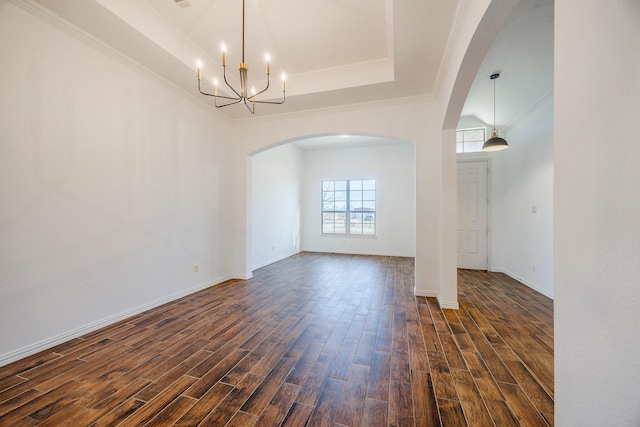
[[456, 157, 492, 270]]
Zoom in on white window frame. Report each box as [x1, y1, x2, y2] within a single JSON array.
[[321, 179, 376, 236], [456, 127, 486, 153]]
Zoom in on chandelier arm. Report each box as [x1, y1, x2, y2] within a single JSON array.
[[199, 90, 242, 102], [198, 77, 243, 102], [222, 66, 242, 99], [215, 97, 243, 108], [248, 75, 271, 101], [253, 92, 286, 105], [198, 80, 217, 97], [249, 75, 287, 105], [212, 94, 243, 101], [242, 98, 255, 114]]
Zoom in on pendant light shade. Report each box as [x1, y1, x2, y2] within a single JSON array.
[[483, 130, 509, 152], [482, 73, 509, 152]]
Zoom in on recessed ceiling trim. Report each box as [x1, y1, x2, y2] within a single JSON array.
[[286, 58, 395, 97], [94, 0, 394, 98], [384, 0, 395, 61], [95, 0, 214, 78]]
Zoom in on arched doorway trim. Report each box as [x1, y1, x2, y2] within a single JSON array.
[[247, 132, 415, 273]]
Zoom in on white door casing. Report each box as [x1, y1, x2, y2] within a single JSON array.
[[457, 160, 488, 270]]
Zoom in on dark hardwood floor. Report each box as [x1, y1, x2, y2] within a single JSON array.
[[0, 253, 553, 426]]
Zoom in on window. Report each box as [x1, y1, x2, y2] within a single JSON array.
[[456, 127, 486, 153], [322, 179, 375, 235]]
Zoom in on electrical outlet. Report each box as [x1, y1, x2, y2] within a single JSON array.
[[193, 265, 199, 273]]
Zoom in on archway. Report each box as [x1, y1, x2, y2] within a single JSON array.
[[437, 0, 523, 306], [247, 133, 415, 272], [231, 0, 524, 307]]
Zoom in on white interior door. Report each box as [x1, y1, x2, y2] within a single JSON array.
[[457, 161, 488, 269]]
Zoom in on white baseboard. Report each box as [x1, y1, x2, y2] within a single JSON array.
[[413, 289, 459, 310], [492, 268, 554, 300], [251, 250, 299, 271], [302, 249, 415, 258], [414, 289, 438, 298], [438, 298, 460, 310], [0, 274, 236, 367]]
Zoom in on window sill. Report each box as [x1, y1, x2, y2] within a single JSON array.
[[319, 234, 377, 239]]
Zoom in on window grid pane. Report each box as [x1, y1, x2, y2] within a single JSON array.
[[456, 128, 486, 153], [322, 179, 375, 235]]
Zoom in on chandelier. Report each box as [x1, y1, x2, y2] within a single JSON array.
[[196, 0, 286, 114]]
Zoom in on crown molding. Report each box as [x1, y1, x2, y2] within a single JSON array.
[[12, 0, 234, 124]]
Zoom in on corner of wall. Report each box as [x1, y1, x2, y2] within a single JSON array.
[[0, 275, 235, 367], [414, 289, 439, 298], [496, 268, 554, 300], [233, 272, 253, 280], [413, 288, 459, 310], [437, 297, 459, 310]]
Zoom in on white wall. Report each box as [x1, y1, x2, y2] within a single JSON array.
[[226, 0, 524, 312], [437, 0, 521, 308], [456, 98, 554, 299], [0, 0, 505, 362], [231, 100, 453, 304], [457, 116, 488, 132], [493, 96, 554, 298], [230, 0, 521, 310], [301, 143, 415, 257], [0, 0, 547, 369], [250, 144, 302, 270], [555, 1, 640, 425], [0, 3, 234, 364]]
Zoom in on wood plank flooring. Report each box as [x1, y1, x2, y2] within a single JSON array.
[[0, 253, 553, 426]]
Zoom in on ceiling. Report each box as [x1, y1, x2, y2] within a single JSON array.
[[32, 0, 459, 119], [30, 0, 553, 138], [291, 134, 411, 152], [460, 0, 553, 132]]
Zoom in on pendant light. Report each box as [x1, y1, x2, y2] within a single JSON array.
[[482, 73, 509, 152]]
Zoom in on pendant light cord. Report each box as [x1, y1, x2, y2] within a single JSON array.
[[493, 77, 496, 132], [482, 73, 508, 151], [490, 73, 500, 135]]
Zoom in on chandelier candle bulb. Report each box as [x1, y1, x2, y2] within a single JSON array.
[[221, 43, 226, 67], [265, 54, 271, 75]]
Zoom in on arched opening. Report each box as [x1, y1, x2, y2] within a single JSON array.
[[247, 133, 415, 272], [444, 0, 555, 300]]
